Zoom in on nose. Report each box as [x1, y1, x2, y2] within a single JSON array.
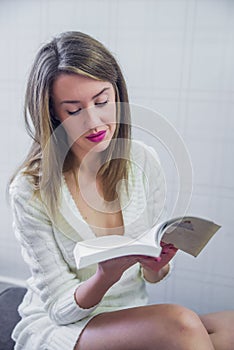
[[83, 106, 102, 131]]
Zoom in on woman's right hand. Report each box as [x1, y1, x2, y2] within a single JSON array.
[[97, 255, 140, 285], [75, 255, 139, 309]]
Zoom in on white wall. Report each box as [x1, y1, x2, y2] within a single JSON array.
[[0, 0, 233, 314]]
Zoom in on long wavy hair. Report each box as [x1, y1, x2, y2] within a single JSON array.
[[12, 31, 131, 217]]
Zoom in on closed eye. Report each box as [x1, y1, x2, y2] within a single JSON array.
[[95, 100, 108, 107], [67, 108, 82, 116], [67, 100, 108, 116]]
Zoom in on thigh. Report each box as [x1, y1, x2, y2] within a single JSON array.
[[199, 311, 234, 333], [75, 304, 212, 350], [199, 311, 234, 350]]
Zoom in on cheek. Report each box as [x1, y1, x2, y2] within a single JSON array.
[[59, 102, 117, 141], [61, 117, 86, 142], [103, 102, 116, 124]]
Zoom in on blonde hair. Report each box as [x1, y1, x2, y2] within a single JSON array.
[[12, 31, 131, 217]]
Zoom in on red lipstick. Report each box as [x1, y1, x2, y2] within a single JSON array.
[[86, 130, 106, 143]]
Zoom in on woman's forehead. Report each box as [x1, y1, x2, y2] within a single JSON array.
[[52, 73, 114, 104]]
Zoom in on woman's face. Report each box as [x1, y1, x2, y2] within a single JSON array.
[[52, 73, 116, 161]]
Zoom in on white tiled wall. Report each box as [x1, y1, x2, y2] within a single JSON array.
[[0, 0, 233, 313]]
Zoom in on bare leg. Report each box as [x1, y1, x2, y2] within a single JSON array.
[[200, 310, 234, 350], [75, 304, 215, 350]]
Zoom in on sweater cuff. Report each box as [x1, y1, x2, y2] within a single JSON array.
[[160, 259, 174, 282], [141, 259, 174, 284], [50, 284, 99, 325]]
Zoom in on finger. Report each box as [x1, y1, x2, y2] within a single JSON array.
[[139, 256, 162, 263], [161, 242, 175, 249]]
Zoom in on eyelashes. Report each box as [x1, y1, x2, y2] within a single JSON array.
[[67, 108, 82, 116], [67, 100, 108, 116], [96, 100, 108, 106]]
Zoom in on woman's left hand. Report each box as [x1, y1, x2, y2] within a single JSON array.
[[138, 242, 178, 273]]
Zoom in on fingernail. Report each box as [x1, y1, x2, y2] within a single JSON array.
[[155, 257, 161, 262]]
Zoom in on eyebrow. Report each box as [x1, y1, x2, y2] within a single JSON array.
[[60, 87, 110, 105]]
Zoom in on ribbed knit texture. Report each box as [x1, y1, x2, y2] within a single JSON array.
[[10, 141, 167, 350]]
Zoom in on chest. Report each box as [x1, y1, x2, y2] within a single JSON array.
[[64, 173, 124, 237]]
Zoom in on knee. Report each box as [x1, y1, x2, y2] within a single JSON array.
[[159, 304, 205, 336]]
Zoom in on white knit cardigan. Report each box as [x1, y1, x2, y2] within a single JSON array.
[[10, 141, 167, 350]]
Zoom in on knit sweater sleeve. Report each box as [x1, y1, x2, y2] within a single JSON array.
[[142, 143, 167, 225], [9, 173, 99, 325]]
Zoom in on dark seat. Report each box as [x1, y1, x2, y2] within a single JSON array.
[[0, 287, 26, 350]]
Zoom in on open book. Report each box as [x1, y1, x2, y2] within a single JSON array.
[[74, 216, 221, 269]]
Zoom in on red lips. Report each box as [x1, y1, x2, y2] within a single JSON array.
[[86, 130, 106, 142]]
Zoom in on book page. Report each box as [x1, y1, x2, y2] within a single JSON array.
[[160, 217, 221, 257], [73, 216, 221, 268], [74, 234, 162, 269]]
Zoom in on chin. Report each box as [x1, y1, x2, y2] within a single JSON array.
[[91, 139, 112, 153]]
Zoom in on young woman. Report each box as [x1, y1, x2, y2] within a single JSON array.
[[10, 31, 234, 350]]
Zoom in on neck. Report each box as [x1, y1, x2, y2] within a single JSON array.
[[71, 146, 102, 178]]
